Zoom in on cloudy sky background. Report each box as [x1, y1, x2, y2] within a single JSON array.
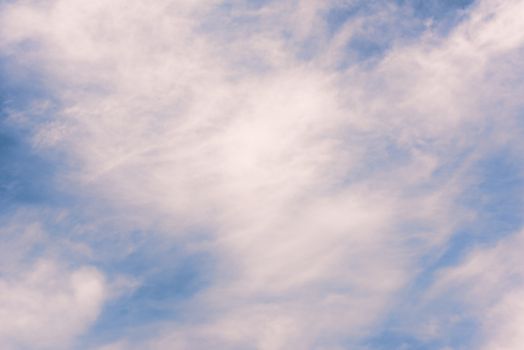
[[1, 0, 524, 349]]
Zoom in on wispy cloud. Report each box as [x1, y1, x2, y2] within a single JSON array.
[[1, 0, 524, 349]]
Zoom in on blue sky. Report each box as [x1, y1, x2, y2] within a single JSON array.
[[1, 0, 524, 349]]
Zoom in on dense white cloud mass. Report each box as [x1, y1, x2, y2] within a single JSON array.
[[1, 0, 524, 349]]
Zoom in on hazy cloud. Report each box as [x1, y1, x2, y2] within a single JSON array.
[[1, 0, 524, 348]]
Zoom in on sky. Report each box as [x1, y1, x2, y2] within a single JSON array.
[[1, 0, 524, 349]]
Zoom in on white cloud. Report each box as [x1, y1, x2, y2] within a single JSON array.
[[0, 261, 106, 349], [0, 218, 108, 350], [1, 0, 524, 348]]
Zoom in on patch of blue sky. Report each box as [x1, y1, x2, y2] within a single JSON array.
[[0, 126, 62, 209], [77, 229, 215, 348], [325, 4, 412, 67], [363, 319, 476, 350], [398, 0, 475, 20], [0, 110, 58, 212], [431, 147, 524, 270], [364, 281, 479, 349], [325, 0, 475, 68], [325, 1, 376, 35], [398, 0, 476, 40], [0, 70, 66, 215]]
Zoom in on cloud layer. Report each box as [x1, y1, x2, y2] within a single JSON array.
[[1, 0, 524, 349]]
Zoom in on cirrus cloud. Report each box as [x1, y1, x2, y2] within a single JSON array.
[[1, 0, 524, 349]]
